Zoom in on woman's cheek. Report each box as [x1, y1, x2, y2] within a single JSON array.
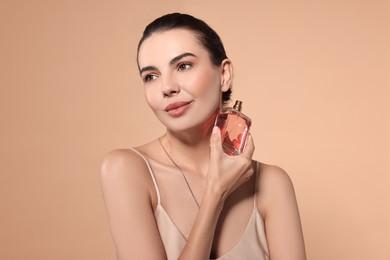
[[144, 89, 159, 112], [184, 72, 211, 95]]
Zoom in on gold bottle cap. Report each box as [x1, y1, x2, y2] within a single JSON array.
[[233, 100, 242, 111]]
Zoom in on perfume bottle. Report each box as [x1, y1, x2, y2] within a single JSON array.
[[215, 100, 252, 156]]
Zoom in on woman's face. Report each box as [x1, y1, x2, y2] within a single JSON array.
[[137, 28, 230, 132]]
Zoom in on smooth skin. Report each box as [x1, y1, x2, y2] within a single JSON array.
[[101, 28, 306, 260]]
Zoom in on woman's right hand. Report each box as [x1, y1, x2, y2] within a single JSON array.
[[205, 126, 255, 202]]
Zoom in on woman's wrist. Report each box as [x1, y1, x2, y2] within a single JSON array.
[[202, 184, 227, 211]]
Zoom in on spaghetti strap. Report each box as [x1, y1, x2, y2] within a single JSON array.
[[128, 147, 161, 206], [253, 161, 260, 207]]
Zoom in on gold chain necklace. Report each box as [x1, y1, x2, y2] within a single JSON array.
[[158, 137, 200, 209]]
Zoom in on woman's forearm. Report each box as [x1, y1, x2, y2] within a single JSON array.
[[178, 189, 224, 260]]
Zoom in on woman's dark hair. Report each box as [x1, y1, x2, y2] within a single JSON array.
[[137, 13, 232, 103]]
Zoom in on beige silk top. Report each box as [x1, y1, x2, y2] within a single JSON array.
[[131, 148, 270, 260]]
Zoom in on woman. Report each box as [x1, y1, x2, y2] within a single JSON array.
[[101, 13, 306, 260]]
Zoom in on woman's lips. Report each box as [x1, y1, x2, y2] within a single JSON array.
[[165, 101, 192, 117]]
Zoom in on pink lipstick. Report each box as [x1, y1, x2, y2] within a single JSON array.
[[165, 101, 192, 117]]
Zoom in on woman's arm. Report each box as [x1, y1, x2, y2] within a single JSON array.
[[259, 165, 307, 260], [100, 149, 167, 260], [178, 127, 256, 259]]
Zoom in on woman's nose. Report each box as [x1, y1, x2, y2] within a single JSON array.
[[161, 76, 180, 97]]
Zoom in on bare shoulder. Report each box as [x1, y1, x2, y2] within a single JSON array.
[[100, 148, 156, 202], [257, 162, 294, 190], [100, 148, 148, 179], [100, 138, 160, 173], [255, 162, 298, 216]]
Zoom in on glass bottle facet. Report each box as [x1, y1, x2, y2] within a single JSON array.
[[215, 100, 252, 155]]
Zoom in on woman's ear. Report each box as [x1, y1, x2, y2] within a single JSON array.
[[220, 59, 233, 92]]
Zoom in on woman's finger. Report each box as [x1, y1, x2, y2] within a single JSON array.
[[242, 133, 255, 157], [210, 126, 223, 155]]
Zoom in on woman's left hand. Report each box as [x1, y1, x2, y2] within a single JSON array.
[[205, 126, 255, 201]]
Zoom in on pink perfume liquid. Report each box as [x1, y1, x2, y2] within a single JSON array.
[[215, 100, 252, 155]]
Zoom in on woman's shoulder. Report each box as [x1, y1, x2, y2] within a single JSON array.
[[100, 137, 163, 180], [100, 145, 156, 184], [101, 148, 145, 171], [100, 146, 160, 206], [101, 138, 158, 172], [255, 161, 297, 215], [256, 162, 293, 186]]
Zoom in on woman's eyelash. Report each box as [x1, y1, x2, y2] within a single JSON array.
[[177, 62, 192, 71], [143, 74, 157, 82]]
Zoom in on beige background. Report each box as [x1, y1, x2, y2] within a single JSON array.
[[1, 0, 389, 259]]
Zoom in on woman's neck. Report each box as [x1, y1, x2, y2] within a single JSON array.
[[160, 127, 213, 176], [159, 107, 220, 175]]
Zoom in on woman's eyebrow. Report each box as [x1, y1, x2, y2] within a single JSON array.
[[169, 52, 196, 66], [139, 53, 196, 75], [139, 65, 157, 75]]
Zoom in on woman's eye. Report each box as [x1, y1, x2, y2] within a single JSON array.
[[144, 74, 157, 82], [178, 63, 192, 71]]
